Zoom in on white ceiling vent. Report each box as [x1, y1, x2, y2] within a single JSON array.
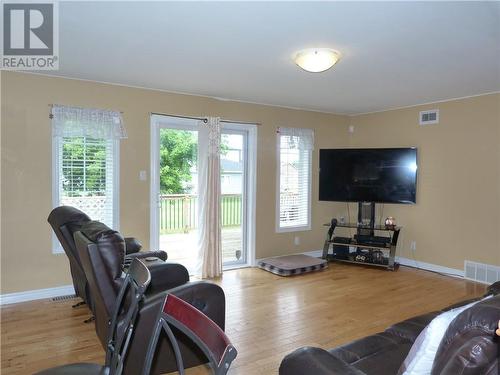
[[419, 109, 439, 125]]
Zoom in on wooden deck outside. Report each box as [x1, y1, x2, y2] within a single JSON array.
[[159, 226, 243, 271]]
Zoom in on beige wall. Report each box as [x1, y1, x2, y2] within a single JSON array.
[[348, 94, 500, 270], [0, 71, 349, 294], [1, 71, 498, 295]]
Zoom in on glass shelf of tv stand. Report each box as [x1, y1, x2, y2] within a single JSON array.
[[322, 222, 401, 270], [322, 222, 402, 232]]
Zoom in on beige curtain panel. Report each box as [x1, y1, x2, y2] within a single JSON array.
[[196, 117, 223, 278]]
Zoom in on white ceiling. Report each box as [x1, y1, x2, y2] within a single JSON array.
[[46, 1, 500, 114]]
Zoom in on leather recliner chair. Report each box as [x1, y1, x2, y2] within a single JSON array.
[[74, 220, 226, 375], [48, 206, 167, 307], [47, 206, 93, 305]]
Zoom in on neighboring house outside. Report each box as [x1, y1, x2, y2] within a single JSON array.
[[188, 149, 243, 195], [220, 158, 243, 194]]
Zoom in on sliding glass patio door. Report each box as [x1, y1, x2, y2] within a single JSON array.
[[150, 115, 252, 273], [220, 129, 247, 266], [151, 116, 199, 272]]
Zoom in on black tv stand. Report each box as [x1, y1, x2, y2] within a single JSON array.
[[321, 218, 401, 271]]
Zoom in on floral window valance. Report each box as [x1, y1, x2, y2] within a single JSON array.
[[51, 104, 127, 139]]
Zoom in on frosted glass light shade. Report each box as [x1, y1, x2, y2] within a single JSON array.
[[294, 48, 341, 73]]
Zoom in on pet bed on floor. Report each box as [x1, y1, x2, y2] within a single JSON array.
[[258, 254, 328, 276]]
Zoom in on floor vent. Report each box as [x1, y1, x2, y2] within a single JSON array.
[[51, 294, 77, 302], [464, 261, 500, 284]]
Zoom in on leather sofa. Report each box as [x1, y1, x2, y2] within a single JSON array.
[[48, 206, 167, 307], [74, 220, 226, 374], [280, 282, 500, 375]]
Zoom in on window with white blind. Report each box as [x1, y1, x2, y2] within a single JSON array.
[[51, 105, 125, 253], [54, 136, 117, 224], [276, 127, 314, 232]]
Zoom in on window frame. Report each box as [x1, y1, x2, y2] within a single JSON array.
[[275, 130, 313, 233], [51, 135, 120, 254]]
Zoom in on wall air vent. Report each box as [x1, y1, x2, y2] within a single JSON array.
[[419, 109, 439, 125], [464, 260, 500, 284]]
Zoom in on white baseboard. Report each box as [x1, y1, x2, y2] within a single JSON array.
[[0, 284, 75, 306], [308, 251, 464, 278], [396, 256, 464, 278], [302, 249, 465, 279]]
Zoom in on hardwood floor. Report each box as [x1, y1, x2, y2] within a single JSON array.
[[1, 264, 486, 375]]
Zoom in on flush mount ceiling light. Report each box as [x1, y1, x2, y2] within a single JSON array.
[[293, 48, 341, 73]]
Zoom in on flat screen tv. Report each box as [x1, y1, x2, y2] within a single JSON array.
[[319, 148, 417, 204]]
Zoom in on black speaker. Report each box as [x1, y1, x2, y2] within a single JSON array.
[[332, 236, 351, 259]]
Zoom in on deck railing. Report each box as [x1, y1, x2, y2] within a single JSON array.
[[159, 194, 242, 233]]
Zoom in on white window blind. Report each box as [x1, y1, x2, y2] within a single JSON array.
[[277, 127, 314, 231], [52, 105, 124, 252], [57, 136, 115, 227]]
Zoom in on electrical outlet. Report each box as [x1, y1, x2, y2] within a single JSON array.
[[294, 236, 300, 246], [410, 241, 417, 252], [139, 170, 147, 181]]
